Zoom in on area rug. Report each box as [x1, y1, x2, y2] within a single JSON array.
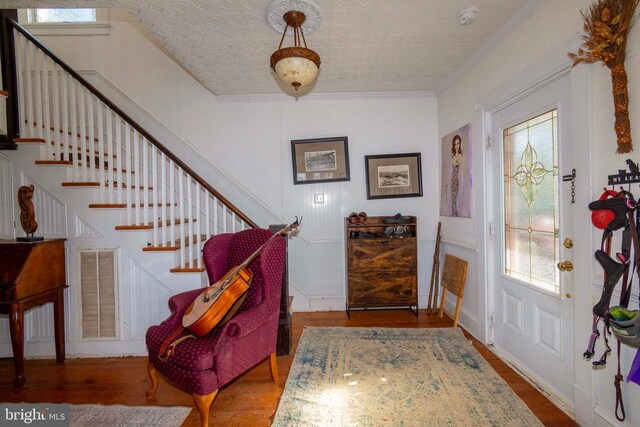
[[69, 404, 191, 426], [273, 327, 542, 426]]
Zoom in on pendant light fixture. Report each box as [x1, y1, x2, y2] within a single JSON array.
[[267, 0, 321, 92]]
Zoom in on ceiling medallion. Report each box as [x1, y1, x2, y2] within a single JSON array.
[[267, 0, 321, 92]]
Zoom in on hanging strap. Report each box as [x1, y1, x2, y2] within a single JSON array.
[[615, 341, 626, 421], [157, 326, 196, 362], [620, 209, 640, 308]]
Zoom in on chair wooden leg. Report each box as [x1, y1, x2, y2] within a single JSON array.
[[146, 359, 158, 398], [452, 296, 463, 328], [438, 289, 448, 319], [193, 390, 218, 427], [269, 352, 279, 382]]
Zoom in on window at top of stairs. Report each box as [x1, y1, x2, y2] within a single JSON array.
[[18, 8, 109, 36]]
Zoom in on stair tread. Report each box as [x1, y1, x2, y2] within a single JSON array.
[[143, 234, 208, 251], [14, 137, 45, 143], [62, 182, 153, 190], [115, 218, 197, 230], [170, 259, 206, 273], [35, 160, 73, 166], [89, 203, 175, 209]]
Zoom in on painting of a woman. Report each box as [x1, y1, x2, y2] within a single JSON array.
[[440, 124, 471, 217], [450, 135, 463, 216]]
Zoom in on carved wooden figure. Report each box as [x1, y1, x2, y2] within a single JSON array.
[[17, 185, 43, 242]]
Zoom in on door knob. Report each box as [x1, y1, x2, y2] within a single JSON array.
[[557, 261, 574, 271], [563, 238, 573, 249]]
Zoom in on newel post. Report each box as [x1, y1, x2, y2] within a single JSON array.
[[0, 9, 19, 150]]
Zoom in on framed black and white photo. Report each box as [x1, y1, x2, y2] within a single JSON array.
[[365, 153, 423, 199], [291, 137, 350, 185]]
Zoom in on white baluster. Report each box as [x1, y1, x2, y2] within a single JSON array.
[[69, 75, 77, 182], [105, 107, 114, 204], [169, 159, 175, 248], [232, 211, 237, 232], [213, 196, 218, 236], [114, 115, 122, 204], [96, 101, 105, 203], [160, 151, 167, 247], [41, 54, 53, 160], [15, 32, 26, 137], [78, 86, 87, 182], [33, 48, 44, 150], [205, 193, 210, 239], [133, 131, 140, 225], [61, 71, 70, 165], [51, 62, 60, 160], [125, 123, 132, 225], [187, 176, 193, 268], [223, 205, 228, 233], [152, 145, 158, 247], [87, 92, 95, 182], [142, 137, 149, 227], [195, 182, 201, 268], [25, 39, 34, 140], [178, 169, 185, 268]]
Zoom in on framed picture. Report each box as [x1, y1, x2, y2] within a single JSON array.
[[365, 153, 423, 199], [440, 124, 472, 217], [291, 137, 350, 185]]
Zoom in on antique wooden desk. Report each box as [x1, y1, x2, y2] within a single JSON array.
[[0, 238, 67, 388]]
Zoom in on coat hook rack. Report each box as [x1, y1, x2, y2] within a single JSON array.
[[608, 159, 640, 188]]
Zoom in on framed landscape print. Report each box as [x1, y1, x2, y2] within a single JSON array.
[[365, 153, 423, 200], [440, 124, 472, 217], [291, 137, 350, 185]]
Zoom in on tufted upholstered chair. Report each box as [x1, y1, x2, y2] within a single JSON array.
[[145, 228, 286, 427]]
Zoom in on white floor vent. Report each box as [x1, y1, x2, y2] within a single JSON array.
[[79, 250, 118, 339]]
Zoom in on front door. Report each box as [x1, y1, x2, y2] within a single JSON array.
[[489, 74, 574, 404]]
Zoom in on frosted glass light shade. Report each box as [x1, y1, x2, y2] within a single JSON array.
[[271, 47, 320, 91]]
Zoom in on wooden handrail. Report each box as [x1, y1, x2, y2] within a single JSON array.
[[6, 17, 258, 229]]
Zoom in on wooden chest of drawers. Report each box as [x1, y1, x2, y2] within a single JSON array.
[[345, 216, 417, 315]]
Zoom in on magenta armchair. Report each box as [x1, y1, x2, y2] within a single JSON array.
[[145, 228, 286, 427]]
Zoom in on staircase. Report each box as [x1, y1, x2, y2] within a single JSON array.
[[6, 19, 257, 272], [0, 17, 265, 356]]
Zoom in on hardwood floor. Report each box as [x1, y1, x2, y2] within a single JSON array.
[[0, 309, 577, 426]]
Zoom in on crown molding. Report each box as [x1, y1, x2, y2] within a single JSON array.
[[215, 90, 436, 104], [436, 0, 543, 97]]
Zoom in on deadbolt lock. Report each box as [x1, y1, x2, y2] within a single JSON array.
[[557, 260, 574, 272], [563, 238, 573, 249]]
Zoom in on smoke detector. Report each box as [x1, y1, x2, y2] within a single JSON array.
[[458, 7, 478, 25]]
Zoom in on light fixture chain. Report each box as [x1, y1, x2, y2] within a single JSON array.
[[278, 24, 289, 50], [300, 27, 308, 48]]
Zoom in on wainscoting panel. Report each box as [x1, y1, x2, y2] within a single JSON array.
[[75, 214, 104, 239], [21, 172, 67, 238], [24, 304, 55, 343], [289, 238, 345, 310], [129, 259, 172, 340], [0, 154, 14, 238]]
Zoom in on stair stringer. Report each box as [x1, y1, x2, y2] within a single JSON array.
[[0, 150, 207, 357]]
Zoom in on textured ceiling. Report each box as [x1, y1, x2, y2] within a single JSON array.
[[0, 0, 529, 96]]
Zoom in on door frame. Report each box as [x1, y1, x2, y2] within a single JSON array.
[[477, 45, 593, 423]]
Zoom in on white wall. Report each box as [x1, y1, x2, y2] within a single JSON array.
[[32, 9, 440, 312], [438, 0, 640, 425]]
